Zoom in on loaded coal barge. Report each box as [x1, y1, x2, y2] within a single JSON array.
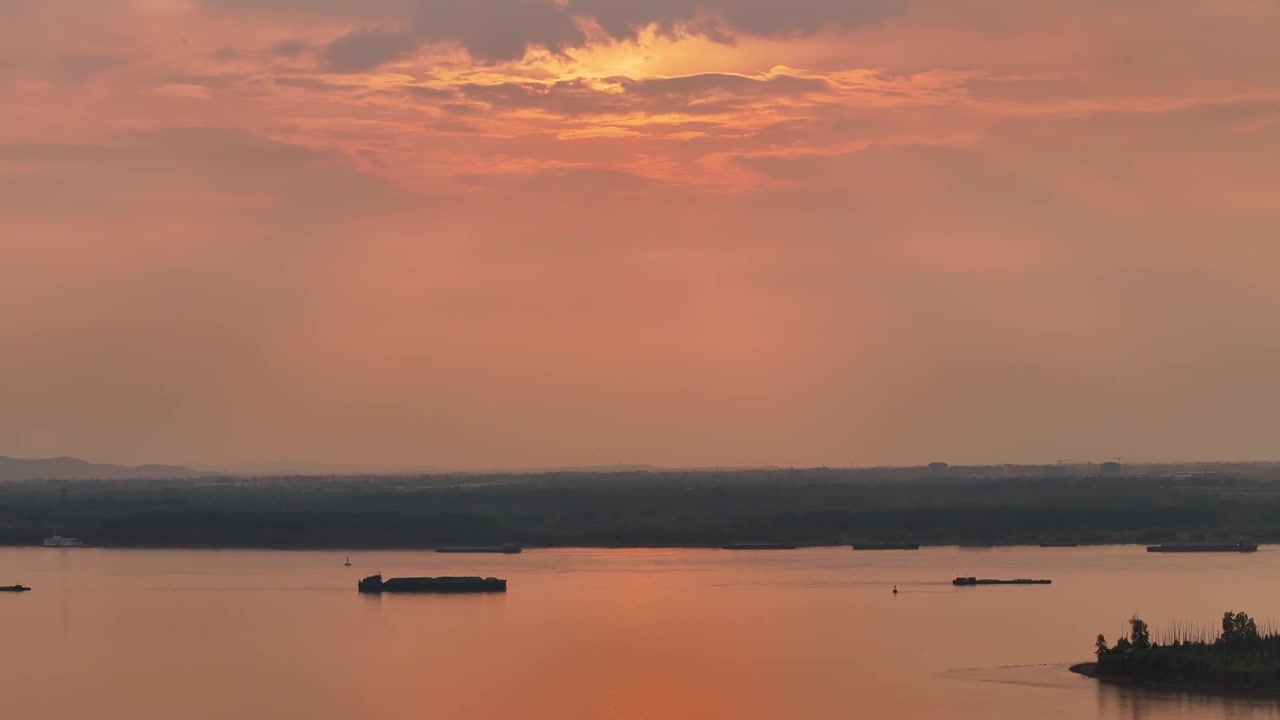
[[953, 577, 1051, 586], [435, 544, 523, 554], [852, 542, 920, 550], [357, 574, 506, 594], [1146, 542, 1258, 553]]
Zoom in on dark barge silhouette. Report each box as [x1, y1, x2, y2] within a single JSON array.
[[0, 584, 31, 592], [953, 577, 1051, 586], [1146, 542, 1258, 553], [435, 544, 523, 554], [852, 542, 920, 550], [357, 574, 506, 593]]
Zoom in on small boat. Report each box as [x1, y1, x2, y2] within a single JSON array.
[[721, 543, 796, 550], [1039, 542, 1079, 548], [0, 585, 31, 592], [435, 544, 523, 554], [43, 534, 82, 547], [344, 556, 352, 566], [953, 577, 1051, 586], [357, 574, 506, 594]]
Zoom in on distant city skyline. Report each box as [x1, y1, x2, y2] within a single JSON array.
[[2, 0, 1277, 470]]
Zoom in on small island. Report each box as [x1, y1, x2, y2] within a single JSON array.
[[1073, 611, 1280, 694]]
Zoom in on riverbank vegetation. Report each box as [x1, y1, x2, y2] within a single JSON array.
[[2, 471, 1279, 547], [1086, 612, 1280, 692]]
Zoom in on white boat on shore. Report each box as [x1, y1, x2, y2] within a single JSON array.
[[43, 534, 82, 547]]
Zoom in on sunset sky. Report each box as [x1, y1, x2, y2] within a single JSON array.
[[2, 0, 1278, 470]]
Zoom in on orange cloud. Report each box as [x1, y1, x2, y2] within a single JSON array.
[[1, 0, 1279, 468]]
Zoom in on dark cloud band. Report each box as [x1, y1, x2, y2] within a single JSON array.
[[226, 0, 904, 70]]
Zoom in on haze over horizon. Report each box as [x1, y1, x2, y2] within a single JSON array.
[[2, 1, 1277, 471], [5, 453, 1280, 481]]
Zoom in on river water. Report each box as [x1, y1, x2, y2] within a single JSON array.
[[3, 545, 1280, 719]]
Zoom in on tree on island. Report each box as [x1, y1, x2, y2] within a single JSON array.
[[1090, 610, 1280, 690], [1129, 615, 1151, 651], [1221, 611, 1260, 645]]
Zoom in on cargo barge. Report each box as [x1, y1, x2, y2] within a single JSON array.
[[1146, 542, 1258, 553], [852, 542, 920, 550], [357, 574, 506, 593], [0, 584, 31, 592], [435, 545, 523, 554], [953, 577, 1051, 586]]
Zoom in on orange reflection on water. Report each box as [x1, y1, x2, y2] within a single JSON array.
[[6, 546, 1280, 719]]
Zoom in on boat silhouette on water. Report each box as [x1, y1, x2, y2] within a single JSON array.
[[1146, 542, 1258, 553], [953, 577, 1051, 586], [0, 585, 31, 592], [435, 544, 522, 554], [852, 543, 920, 550], [357, 574, 506, 594]]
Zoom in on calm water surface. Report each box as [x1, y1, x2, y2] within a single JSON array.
[[3, 545, 1280, 719]]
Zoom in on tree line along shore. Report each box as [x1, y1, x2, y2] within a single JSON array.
[[3, 471, 1279, 548], [1074, 611, 1280, 694]]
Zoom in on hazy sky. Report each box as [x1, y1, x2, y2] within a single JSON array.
[[2, 0, 1278, 470]]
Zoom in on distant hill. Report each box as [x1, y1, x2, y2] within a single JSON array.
[[0, 456, 216, 482], [484, 464, 668, 474], [468, 464, 784, 475], [188, 461, 443, 477]]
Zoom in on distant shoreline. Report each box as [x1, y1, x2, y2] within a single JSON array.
[[1070, 662, 1280, 698], [7, 473, 1280, 549], [0, 541, 1214, 551]]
